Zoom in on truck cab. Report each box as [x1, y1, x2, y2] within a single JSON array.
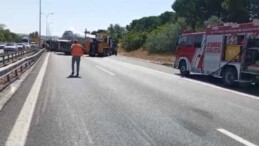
[[174, 32, 205, 76], [21, 37, 31, 49]]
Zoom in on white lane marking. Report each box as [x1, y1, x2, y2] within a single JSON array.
[[104, 58, 259, 100], [85, 130, 94, 145], [5, 53, 50, 146], [96, 66, 115, 76], [217, 128, 258, 146], [123, 114, 156, 145]]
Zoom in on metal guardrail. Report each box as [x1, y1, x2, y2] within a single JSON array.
[[0, 49, 45, 91], [0, 48, 39, 67]]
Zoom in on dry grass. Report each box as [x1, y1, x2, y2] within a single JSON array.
[[118, 48, 175, 66]]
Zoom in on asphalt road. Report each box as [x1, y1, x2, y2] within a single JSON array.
[[0, 52, 259, 146]]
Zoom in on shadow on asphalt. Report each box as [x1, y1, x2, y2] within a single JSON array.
[[53, 52, 114, 58], [175, 74, 259, 97], [66, 75, 82, 79], [54, 52, 70, 56]]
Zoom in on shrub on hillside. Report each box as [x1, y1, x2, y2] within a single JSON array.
[[145, 18, 187, 53], [121, 32, 146, 52]]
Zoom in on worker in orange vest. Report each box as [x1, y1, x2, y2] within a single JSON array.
[[70, 40, 85, 77]]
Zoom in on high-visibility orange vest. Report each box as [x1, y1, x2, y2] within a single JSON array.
[[71, 43, 84, 57]]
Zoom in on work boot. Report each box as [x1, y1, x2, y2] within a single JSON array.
[[70, 72, 74, 77], [76, 73, 79, 77]]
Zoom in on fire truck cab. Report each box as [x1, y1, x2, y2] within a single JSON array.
[[174, 20, 259, 87]]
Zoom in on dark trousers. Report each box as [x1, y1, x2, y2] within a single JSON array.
[[72, 56, 81, 74]]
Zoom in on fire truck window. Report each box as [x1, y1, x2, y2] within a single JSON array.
[[176, 37, 180, 46], [186, 36, 194, 47], [179, 36, 187, 46], [237, 35, 245, 45], [194, 35, 203, 48], [248, 39, 259, 48]]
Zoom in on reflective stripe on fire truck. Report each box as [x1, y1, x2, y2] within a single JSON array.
[[226, 35, 238, 45], [252, 32, 259, 38], [192, 35, 206, 69]]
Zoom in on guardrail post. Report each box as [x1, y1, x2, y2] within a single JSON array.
[[2, 56, 4, 65], [17, 51, 19, 60], [7, 74, 10, 82], [15, 69, 18, 77], [20, 66, 23, 72], [16, 52, 19, 60], [18, 51, 20, 59]]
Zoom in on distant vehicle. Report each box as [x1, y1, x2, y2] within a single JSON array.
[[21, 37, 31, 49], [4, 43, 18, 53], [17, 43, 25, 50], [31, 42, 36, 49], [0, 43, 6, 50], [87, 35, 116, 57], [46, 39, 72, 55], [62, 30, 95, 53]]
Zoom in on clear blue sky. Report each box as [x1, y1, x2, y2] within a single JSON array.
[[0, 0, 175, 36]]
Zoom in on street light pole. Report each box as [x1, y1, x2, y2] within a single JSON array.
[[39, 0, 41, 48]]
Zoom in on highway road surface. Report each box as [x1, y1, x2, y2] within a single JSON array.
[[0, 52, 259, 146]]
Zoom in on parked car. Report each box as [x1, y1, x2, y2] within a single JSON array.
[[17, 43, 25, 50], [31, 42, 36, 49], [0, 43, 6, 50], [4, 43, 18, 53]]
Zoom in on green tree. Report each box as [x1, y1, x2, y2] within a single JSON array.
[[91, 29, 107, 36], [126, 16, 161, 32], [107, 24, 127, 43], [159, 11, 177, 25], [29, 31, 39, 43], [0, 32, 4, 42], [0, 24, 6, 30], [222, 0, 250, 23], [172, 0, 201, 31], [249, 0, 259, 19], [121, 32, 146, 52], [172, 0, 224, 31], [0, 24, 21, 42], [205, 16, 223, 27], [145, 18, 187, 53]]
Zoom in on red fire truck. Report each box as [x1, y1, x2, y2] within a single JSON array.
[[174, 20, 259, 87]]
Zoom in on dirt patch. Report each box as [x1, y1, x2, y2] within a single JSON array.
[[118, 48, 175, 66]]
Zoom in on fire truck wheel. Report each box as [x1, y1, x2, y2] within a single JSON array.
[[179, 61, 190, 76], [222, 67, 238, 87]]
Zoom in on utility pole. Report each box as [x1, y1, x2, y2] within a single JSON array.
[[39, 0, 41, 49]]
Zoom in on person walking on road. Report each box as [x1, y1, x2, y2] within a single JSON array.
[[70, 40, 85, 77]]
